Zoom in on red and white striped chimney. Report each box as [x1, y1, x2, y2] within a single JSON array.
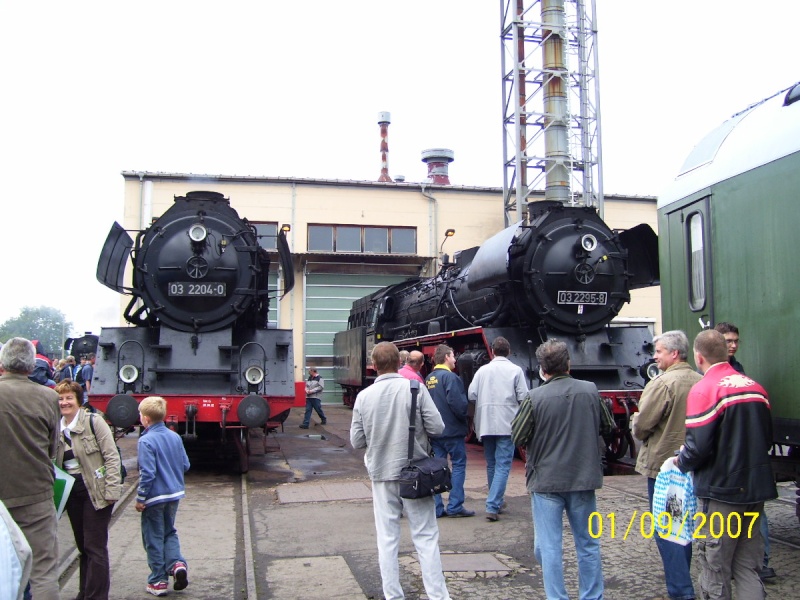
[[421, 148, 454, 185], [377, 112, 393, 182]]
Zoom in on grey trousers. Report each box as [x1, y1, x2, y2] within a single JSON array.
[[8, 498, 60, 600], [696, 498, 765, 600]]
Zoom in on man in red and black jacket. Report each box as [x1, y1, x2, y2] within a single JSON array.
[[676, 329, 777, 600]]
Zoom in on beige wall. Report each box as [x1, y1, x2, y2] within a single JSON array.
[[120, 174, 661, 380]]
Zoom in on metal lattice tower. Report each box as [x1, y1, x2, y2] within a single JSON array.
[[501, 0, 604, 225]]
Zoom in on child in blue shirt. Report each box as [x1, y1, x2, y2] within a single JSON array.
[[135, 396, 191, 596]]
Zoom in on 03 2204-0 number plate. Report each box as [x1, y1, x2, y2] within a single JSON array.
[[168, 282, 227, 297], [557, 291, 607, 305]]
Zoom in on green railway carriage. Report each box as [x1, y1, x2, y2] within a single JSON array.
[[657, 82, 800, 484]]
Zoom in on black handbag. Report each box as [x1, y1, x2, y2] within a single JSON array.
[[398, 380, 452, 499]]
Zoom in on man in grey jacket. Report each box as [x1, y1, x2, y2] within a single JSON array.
[[513, 340, 604, 600], [632, 330, 700, 600], [467, 336, 528, 521], [350, 342, 450, 600]]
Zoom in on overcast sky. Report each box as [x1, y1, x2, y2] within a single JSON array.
[[2, 0, 798, 341]]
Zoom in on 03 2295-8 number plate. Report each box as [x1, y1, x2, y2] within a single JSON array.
[[557, 291, 607, 305], [168, 282, 227, 297]]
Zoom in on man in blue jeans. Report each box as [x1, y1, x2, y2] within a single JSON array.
[[426, 344, 474, 518], [467, 336, 528, 521], [512, 340, 605, 600]]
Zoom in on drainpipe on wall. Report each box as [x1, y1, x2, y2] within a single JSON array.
[[420, 183, 438, 277]]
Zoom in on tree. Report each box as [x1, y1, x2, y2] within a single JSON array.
[[0, 306, 72, 358]]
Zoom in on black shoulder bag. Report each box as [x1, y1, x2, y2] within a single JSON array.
[[398, 380, 452, 499]]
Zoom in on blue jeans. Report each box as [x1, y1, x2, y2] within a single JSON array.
[[302, 397, 326, 426], [532, 491, 604, 600], [647, 478, 694, 600], [483, 435, 514, 514], [141, 500, 186, 585], [430, 436, 467, 516]]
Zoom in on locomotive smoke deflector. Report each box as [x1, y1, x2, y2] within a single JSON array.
[[467, 221, 523, 291]]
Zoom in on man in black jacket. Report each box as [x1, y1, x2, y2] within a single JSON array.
[[676, 330, 777, 600]]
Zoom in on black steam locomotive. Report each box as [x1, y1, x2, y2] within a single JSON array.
[[90, 191, 301, 471], [334, 201, 660, 460]]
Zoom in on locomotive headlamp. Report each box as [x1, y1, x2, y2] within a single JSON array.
[[119, 364, 139, 384], [189, 223, 208, 243], [245, 365, 265, 385], [580, 234, 598, 252], [643, 361, 661, 381]]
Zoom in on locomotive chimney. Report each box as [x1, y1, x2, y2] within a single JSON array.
[[421, 148, 454, 185], [377, 112, 393, 182]]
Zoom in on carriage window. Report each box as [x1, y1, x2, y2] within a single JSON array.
[[687, 213, 706, 310]]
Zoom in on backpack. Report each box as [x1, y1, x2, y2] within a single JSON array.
[[88, 414, 127, 483]]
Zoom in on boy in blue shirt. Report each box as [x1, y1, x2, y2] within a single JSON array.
[[135, 396, 191, 596]]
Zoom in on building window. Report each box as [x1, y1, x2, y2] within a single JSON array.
[[337, 226, 361, 252], [307, 225, 416, 254], [687, 212, 705, 310], [308, 225, 334, 252], [253, 222, 278, 250], [391, 228, 416, 254], [365, 227, 388, 253]]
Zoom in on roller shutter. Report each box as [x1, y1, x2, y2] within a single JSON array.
[[304, 272, 408, 404]]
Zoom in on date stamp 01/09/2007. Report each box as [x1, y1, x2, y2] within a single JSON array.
[[587, 511, 761, 541]]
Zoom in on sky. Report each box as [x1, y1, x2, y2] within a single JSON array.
[[2, 0, 798, 340]]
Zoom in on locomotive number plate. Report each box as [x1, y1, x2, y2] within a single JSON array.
[[557, 291, 607, 305], [168, 282, 227, 297]]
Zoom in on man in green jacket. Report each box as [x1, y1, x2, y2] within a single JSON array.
[[632, 330, 701, 600]]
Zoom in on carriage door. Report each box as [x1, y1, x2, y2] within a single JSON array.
[[660, 195, 714, 348]]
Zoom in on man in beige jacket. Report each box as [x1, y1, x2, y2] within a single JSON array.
[[632, 330, 701, 600]]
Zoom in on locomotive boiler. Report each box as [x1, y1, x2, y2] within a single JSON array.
[[334, 200, 660, 461], [91, 191, 302, 471]]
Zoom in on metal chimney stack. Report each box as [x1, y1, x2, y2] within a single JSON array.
[[421, 148, 454, 185], [377, 112, 393, 182]]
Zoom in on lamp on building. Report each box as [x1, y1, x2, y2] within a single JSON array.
[[280, 224, 291, 233], [439, 228, 456, 264]]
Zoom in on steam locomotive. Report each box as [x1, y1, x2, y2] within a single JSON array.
[[89, 191, 302, 472], [334, 200, 660, 461]]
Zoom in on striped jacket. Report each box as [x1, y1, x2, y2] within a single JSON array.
[[677, 362, 776, 504]]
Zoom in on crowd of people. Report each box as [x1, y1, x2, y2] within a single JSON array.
[[1, 322, 779, 600], [0, 337, 190, 599], [349, 324, 778, 600]]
